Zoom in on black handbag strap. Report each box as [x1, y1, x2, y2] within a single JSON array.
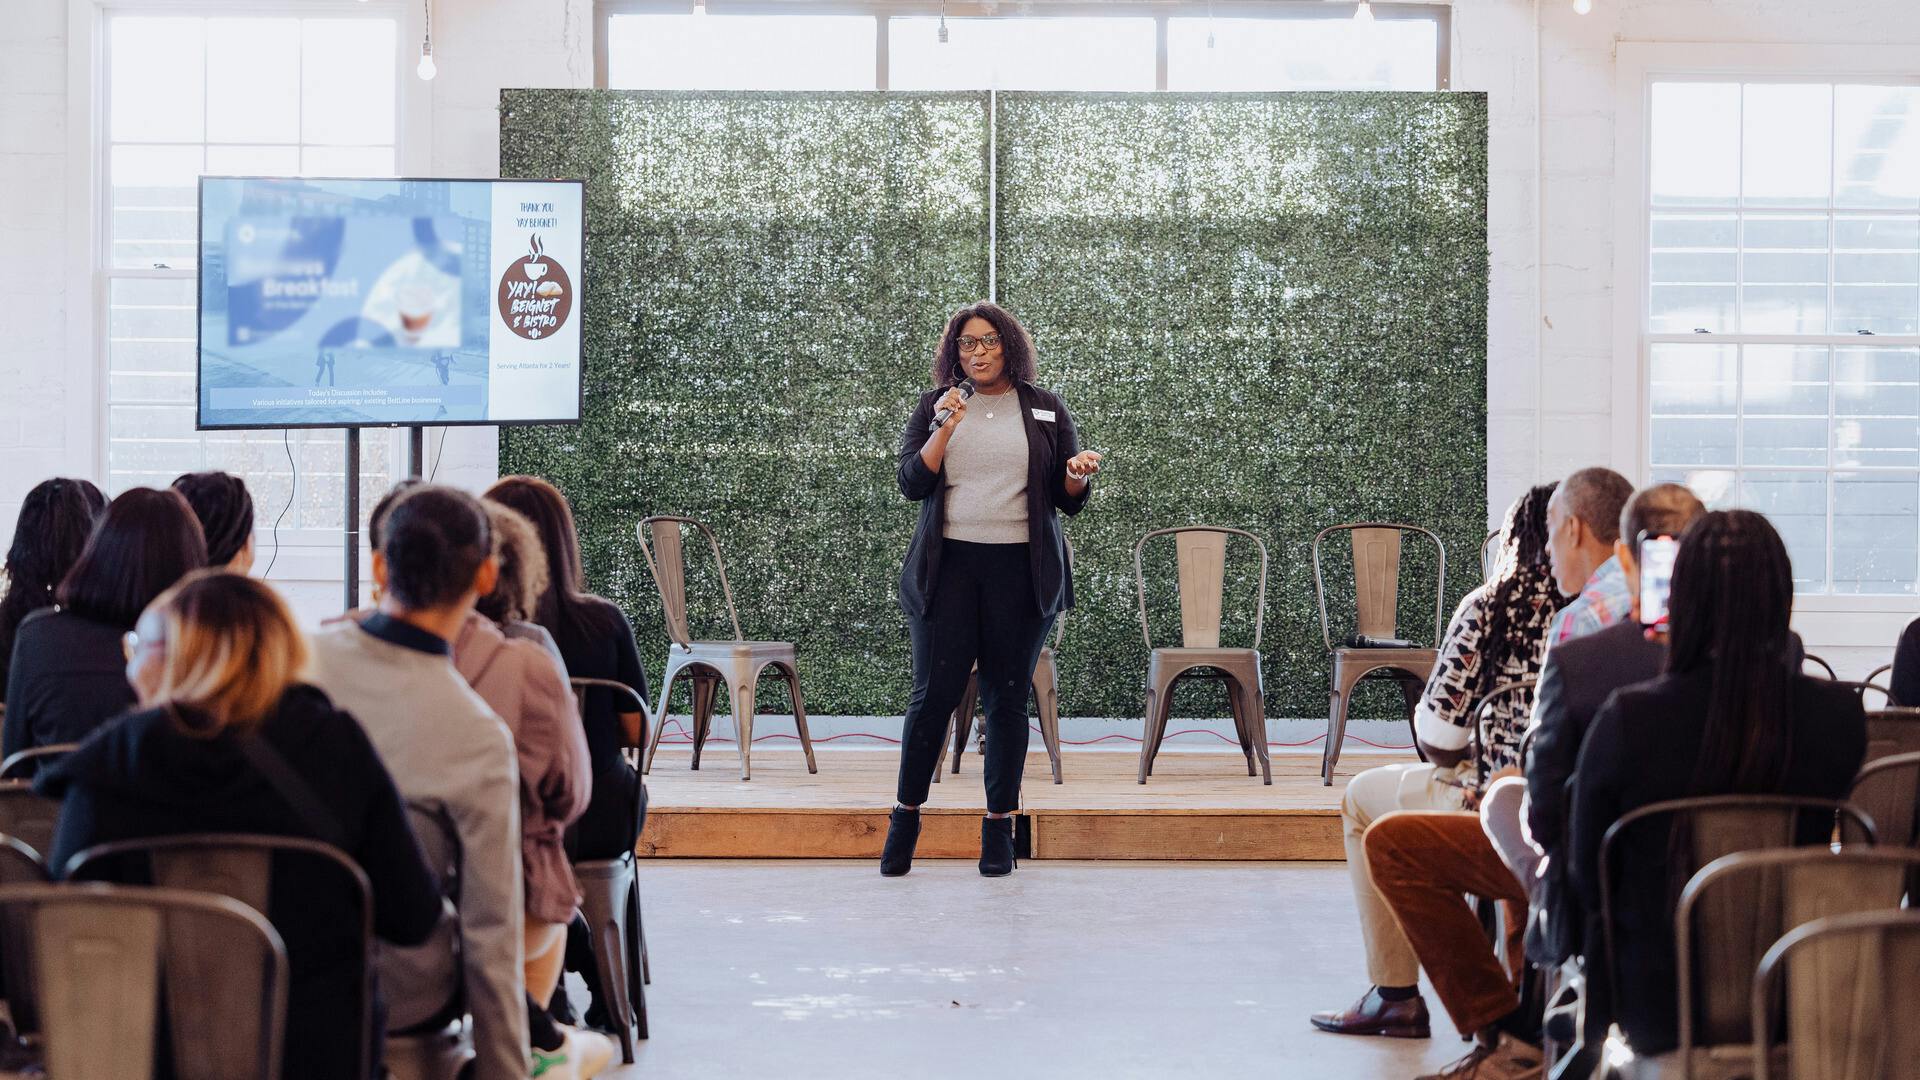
[[236, 734, 351, 853]]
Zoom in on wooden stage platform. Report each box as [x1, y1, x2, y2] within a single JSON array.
[[638, 748, 1407, 861]]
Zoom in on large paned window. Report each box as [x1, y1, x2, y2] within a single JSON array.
[[104, 14, 399, 544], [1644, 80, 1920, 594], [600, 4, 1448, 92]]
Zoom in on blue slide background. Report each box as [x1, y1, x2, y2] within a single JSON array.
[[199, 178, 497, 428]]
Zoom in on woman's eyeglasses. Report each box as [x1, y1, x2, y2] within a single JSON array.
[[957, 333, 1001, 354]]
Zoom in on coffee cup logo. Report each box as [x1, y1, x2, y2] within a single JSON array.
[[497, 233, 572, 340]]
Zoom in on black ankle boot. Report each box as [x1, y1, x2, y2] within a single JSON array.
[[979, 816, 1016, 877], [880, 807, 921, 877]]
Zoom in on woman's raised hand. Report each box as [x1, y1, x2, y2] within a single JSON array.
[[934, 386, 970, 431], [1066, 450, 1103, 481]]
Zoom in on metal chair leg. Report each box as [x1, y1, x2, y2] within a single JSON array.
[[1226, 676, 1255, 776], [1036, 675, 1062, 785], [689, 672, 719, 771], [1137, 684, 1160, 784], [952, 674, 979, 774], [732, 672, 757, 781], [783, 663, 818, 774], [625, 877, 649, 1040], [643, 664, 686, 775], [1241, 675, 1272, 785]]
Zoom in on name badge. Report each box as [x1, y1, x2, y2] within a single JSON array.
[[1032, 409, 1057, 422]]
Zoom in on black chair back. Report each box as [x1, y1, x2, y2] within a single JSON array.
[[1598, 795, 1876, 1011], [0, 742, 81, 781], [0, 881, 289, 1080], [382, 801, 465, 1036], [65, 834, 372, 1080], [0, 781, 63, 863]]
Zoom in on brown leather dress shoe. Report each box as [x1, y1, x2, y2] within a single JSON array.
[[1309, 987, 1432, 1038]]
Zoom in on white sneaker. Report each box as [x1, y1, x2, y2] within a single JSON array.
[[530, 1036, 577, 1080], [561, 1026, 615, 1079]]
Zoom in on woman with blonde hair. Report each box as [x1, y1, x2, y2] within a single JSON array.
[[36, 570, 442, 1080]]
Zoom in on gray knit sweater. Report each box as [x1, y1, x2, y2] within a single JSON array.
[[941, 387, 1030, 544]]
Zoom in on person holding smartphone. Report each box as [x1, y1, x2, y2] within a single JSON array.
[[880, 301, 1102, 879], [1356, 483, 1706, 1079]]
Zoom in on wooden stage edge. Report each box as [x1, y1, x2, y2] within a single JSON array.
[[638, 748, 1408, 861]]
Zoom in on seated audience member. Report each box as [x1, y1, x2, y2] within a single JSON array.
[[1311, 484, 1568, 1040], [1510, 484, 1706, 955], [0, 477, 106, 699], [1361, 484, 1707, 1079], [484, 476, 647, 1029], [4, 487, 206, 759], [306, 485, 530, 1080], [457, 500, 610, 1078], [172, 470, 257, 573], [37, 571, 442, 1080], [1891, 616, 1920, 707], [1543, 468, 1635, 645], [1569, 510, 1865, 1057]]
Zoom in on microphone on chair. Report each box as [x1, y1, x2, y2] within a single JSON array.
[[929, 378, 977, 431]]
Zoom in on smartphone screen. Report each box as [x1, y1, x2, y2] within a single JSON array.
[[1639, 536, 1680, 631]]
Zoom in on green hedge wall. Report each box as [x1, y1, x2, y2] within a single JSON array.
[[498, 89, 1487, 721]]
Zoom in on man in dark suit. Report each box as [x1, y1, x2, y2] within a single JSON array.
[[1362, 484, 1703, 1079]]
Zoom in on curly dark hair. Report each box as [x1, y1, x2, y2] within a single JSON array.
[[929, 301, 1038, 388], [0, 478, 106, 691], [1477, 482, 1568, 698]]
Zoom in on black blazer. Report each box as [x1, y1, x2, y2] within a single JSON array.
[[1524, 620, 1666, 965], [1567, 669, 1865, 1056], [3, 608, 138, 763], [896, 381, 1090, 619]]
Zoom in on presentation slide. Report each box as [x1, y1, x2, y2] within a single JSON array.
[[197, 177, 584, 429]]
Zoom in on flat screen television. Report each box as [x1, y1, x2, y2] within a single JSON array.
[[197, 176, 584, 429]]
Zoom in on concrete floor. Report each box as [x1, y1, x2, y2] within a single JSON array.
[[588, 860, 1474, 1080]]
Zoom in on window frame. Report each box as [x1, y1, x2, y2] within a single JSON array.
[[1613, 42, 1920, 612], [592, 0, 1450, 92], [72, 0, 427, 559]]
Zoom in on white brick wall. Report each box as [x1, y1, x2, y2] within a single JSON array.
[[0, 0, 70, 541], [2, 0, 1915, 671]]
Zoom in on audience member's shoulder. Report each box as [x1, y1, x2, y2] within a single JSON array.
[[576, 594, 634, 638], [1793, 672, 1868, 716], [1555, 620, 1652, 665], [1593, 671, 1687, 723], [16, 606, 109, 643]]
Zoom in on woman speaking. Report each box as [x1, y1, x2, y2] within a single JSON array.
[[882, 302, 1103, 878]]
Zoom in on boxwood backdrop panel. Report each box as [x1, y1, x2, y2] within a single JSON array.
[[994, 91, 1488, 722], [498, 88, 1487, 722]]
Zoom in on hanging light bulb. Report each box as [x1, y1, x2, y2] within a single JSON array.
[[1206, 0, 1216, 48], [938, 0, 949, 43], [416, 0, 435, 80], [1354, 0, 1374, 25], [692, 0, 707, 16], [1572, 0, 1593, 12]]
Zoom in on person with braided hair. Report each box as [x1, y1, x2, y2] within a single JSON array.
[[1310, 483, 1569, 1046], [171, 470, 256, 573]]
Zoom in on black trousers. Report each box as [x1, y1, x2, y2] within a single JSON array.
[[896, 539, 1055, 814]]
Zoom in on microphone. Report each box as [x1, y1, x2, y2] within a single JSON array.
[[929, 378, 977, 431]]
